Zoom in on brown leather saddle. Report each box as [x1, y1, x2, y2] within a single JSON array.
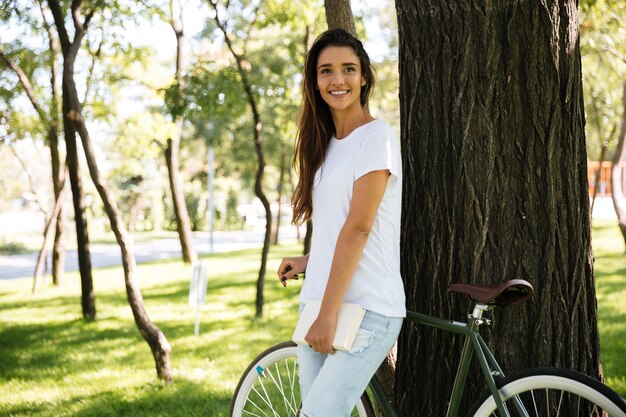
[[448, 279, 534, 306]]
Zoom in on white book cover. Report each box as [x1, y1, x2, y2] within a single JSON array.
[[292, 300, 365, 351]]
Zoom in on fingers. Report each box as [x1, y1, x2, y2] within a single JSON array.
[[305, 337, 334, 354], [277, 259, 301, 287]]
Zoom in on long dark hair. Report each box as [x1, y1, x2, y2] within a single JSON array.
[[291, 28, 376, 225]]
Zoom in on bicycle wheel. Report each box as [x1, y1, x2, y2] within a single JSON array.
[[468, 367, 626, 417], [229, 341, 375, 417]]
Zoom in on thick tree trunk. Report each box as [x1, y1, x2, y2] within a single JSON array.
[[165, 137, 197, 264], [49, 0, 172, 381], [395, 1, 601, 416], [324, 0, 357, 36], [611, 83, 626, 250]]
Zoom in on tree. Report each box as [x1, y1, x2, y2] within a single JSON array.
[[163, 0, 197, 264], [394, 1, 600, 416], [0, 1, 67, 287], [205, 0, 281, 317], [48, 0, 172, 381], [611, 83, 626, 249], [324, 0, 356, 36]]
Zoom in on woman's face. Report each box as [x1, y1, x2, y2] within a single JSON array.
[[316, 46, 366, 113]]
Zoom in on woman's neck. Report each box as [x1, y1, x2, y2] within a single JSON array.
[[331, 108, 375, 139]]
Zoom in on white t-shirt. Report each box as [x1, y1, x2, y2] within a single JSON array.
[[300, 119, 406, 317]]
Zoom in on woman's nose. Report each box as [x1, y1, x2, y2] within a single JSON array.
[[331, 73, 344, 86]]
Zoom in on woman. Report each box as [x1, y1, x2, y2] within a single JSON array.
[[277, 28, 405, 417]]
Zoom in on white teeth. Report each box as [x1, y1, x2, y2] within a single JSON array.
[[330, 90, 348, 95]]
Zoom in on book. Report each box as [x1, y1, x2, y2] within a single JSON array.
[[292, 300, 366, 351]]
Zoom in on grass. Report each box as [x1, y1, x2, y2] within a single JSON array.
[[0, 222, 624, 416], [593, 220, 626, 395], [0, 243, 302, 417]]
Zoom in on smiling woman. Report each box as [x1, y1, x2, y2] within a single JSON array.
[[276, 28, 405, 417]]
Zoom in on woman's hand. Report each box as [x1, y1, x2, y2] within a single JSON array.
[[277, 255, 308, 287], [304, 313, 337, 354]]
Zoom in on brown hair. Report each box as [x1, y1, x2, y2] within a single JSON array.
[[291, 28, 376, 225]]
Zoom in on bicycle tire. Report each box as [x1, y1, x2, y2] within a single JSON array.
[[229, 340, 375, 417], [468, 367, 626, 417]]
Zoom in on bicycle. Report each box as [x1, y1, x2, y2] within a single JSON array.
[[229, 279, 626, 417]]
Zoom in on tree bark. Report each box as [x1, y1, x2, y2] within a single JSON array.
[[61, 38, 96, 321], [165, 137, 197, 264], [165, 0, 197, 264], [611, 82, 626, 250], [210, 0, 273, 318], [324, 0, 357, 36], [395, 1, 601, 416], [48, 0, 172, 381]]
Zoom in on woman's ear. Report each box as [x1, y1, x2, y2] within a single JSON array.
[[361, 77, 367, 86]]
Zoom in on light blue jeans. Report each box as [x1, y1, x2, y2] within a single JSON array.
[[297, 307, 403, 417]]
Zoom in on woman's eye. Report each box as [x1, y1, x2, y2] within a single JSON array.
[[320, 69, 331, 74], [345, 66, 357, 72]]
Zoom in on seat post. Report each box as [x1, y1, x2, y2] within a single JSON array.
[[471, 303, 489, 320]]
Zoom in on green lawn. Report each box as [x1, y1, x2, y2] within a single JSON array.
[[0, 222, 624, 416]]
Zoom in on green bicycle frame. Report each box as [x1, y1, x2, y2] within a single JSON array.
[[367, 308, 513, 417]]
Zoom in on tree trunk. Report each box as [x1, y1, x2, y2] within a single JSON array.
[[611, 82, 626, 250], [165, 0, 197, 264], [33, 167, 67, 294], [210, 1, 273, 318], [61, 56, 96, 320], [395, 1, 601, 416], [590, 144, 608, 215], [165, 137, 197, 264], [324, 0, 357, 36], [273, 150, 286, 245], [48, 0, 172, 381], [41, 0, 65, 286]]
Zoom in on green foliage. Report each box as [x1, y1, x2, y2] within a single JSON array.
[[580, 1, 626, 160], [0, 238, 28, 254]]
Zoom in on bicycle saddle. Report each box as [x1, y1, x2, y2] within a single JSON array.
[[448, 279, 534, 306]]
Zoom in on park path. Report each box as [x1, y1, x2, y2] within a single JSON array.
[[0, 227, 300, 280]]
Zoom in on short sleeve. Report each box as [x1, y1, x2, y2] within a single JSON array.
[[354, 127, 401, 181]]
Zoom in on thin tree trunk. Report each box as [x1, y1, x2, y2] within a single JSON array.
[[611, 82, 626, 250], [63, 69, 96, 320], [48, 0, 172, 381], [395, 1, 600, 415], [210, 0, 273, 318], [273, 150, 286, 245], [303, 220, 313, 255], [324, 0, 357, 36], [165, 0, 197, 264], [165, 137, 197, 264], [590, 144, 608, 215], [33, 166, 67, 294]]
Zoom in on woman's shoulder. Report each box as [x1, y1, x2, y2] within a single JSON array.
[[359, 119, 398, 142], [362, 118, 391, 132]]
